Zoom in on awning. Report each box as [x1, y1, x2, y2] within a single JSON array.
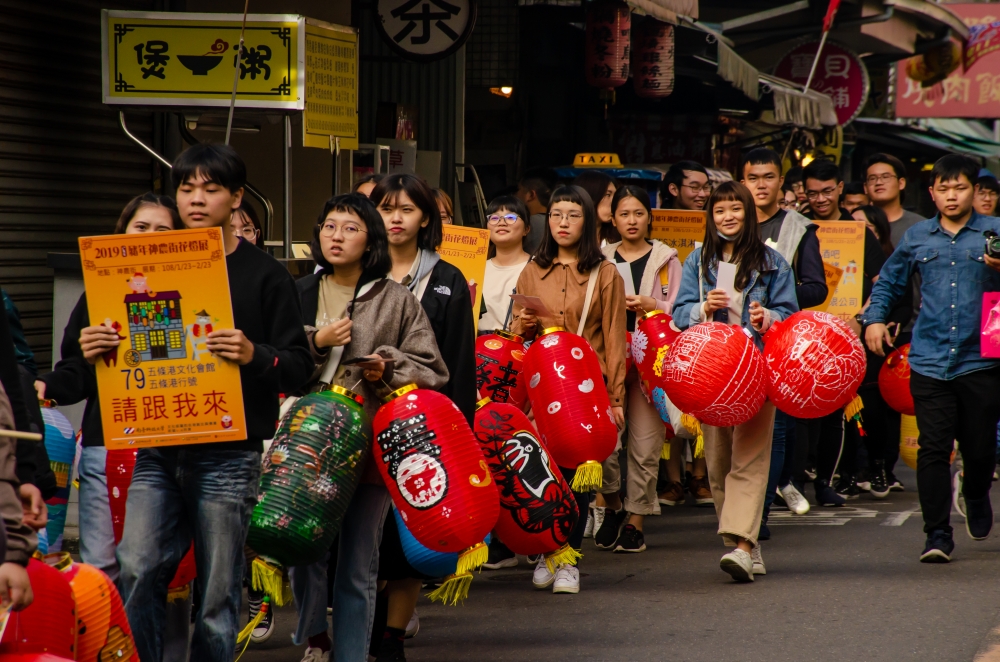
[[881, 0, 969, 41], [853, 118, 1000, 158], [760, 74, 837, 129]]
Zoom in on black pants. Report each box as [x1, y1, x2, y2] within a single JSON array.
[[561, 466, 590, 554], [911, 367, 1000, 535], [800, 411, 844, 484]]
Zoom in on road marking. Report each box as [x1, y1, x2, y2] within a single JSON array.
[[769, 507, 878, 526], [881, 507, 920, 526]]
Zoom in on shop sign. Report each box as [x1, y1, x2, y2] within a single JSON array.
[[374, 0, 477, 62], [650, 210, 706, 264], [773, 41, 869, 126], [303, 20, 359, 150]]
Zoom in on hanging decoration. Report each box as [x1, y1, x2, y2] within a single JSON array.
[[878, 343, 915, 415], [585, 1, 631, 89], [475, 330, 529, 407], [40, 405, 76, 553], [0, 556, 76, 657], [632, 18, 674, 98]]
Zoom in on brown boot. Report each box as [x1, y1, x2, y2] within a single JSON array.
[[689, 475, 714, 506], [657, 481, 685, 506]]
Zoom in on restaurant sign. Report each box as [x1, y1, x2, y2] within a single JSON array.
[[773, 41, 869, 126]]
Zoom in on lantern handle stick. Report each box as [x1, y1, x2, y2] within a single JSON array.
[[0, 430, 42, 441], [351, 378, 364, 392]]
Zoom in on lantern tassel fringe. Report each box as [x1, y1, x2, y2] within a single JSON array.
[[571, 461, 603, 492], [426, 573, 473, 606], [251, 557, 293, 607], [456, 542, 489, 575], [544, 543, 583, 573], [844, 394, 866, 437], [682, 415, 705, 458], [660, 442, 670, 460], [167, 583, 191, 603]]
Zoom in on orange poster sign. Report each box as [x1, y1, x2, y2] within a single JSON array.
[[650, 209, 707, 265], [807, 221, 866, 322], [78, 228, 246, 449], [439, 225, 490, 332]]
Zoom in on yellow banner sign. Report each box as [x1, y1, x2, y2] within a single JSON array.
[[807, 221, 866, 322], [650, 209, 707, 265], [79, 229, 247, 449], [438, 225, 491, 332], [303, 21, 359, 150]]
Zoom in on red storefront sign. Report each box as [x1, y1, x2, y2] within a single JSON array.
[[773, 41, 870, 126]]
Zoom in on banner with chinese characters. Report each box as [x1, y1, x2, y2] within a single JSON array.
[[773, 41, 869, 126], [79, 228, 246, 449], [303, 20, 359, 150], [807, 221, 866, 322], [650, 209, 707, 265], [438, 225, 490, 332]]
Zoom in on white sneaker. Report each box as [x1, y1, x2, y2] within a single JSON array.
[[583, 507, 595, 538], [405, 610, 419, 639], [779, 483, 810, 515], [300, 647, 326, 662], [552, 564, 580, 594], [532, 557, 555, 589], [751, 544, 766, 575], [954, 471, 966, 518], [720, 549, 754, 582]]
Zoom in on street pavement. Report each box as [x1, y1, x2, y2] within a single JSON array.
[[242, 466, 1000, 662]]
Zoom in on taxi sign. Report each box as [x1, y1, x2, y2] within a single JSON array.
[[573, 153, 622, 168]]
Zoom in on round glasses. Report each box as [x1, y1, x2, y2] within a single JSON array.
[[320, 222, 367, 238], [488, 213, 521, 226]]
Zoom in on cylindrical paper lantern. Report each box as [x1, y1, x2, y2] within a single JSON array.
[[523, 327, 618, 491], [763, 311, 866, 418], [662, 322, 766, 427], [475, 330, 529, 407], [59, 558, 137, 662], [373, 385, 499, 571], [632, 18, 675, 98], [632, 310, 681, 399], [0, 557, 76, 657], [41, 405, 76, 553], [879, 343, 915, 415], [585, 0, 630, 89], [898, 413, 955, 469], [101, 574, 137, 662]]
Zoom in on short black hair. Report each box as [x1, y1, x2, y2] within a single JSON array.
[[114, 193, 182, 234], [864, 152, 906, 180], [660, 160, 708, 208], [533, 185, 604, 273], [978, 175, 1000, 194], [518, 167, 558, 208], [171, 143, 247, 193], [370, 173, 442, 251], [930, 154, 979, 187], [784, 166, 803, 185], [311, 193, 392, 277], [843, 181, 866, 196], [611, 184, 652, 217], [802, 159, 841, 185], [352, 173, 384, 193], [486, 194, 530, 224], [742, 148, 782, 174]]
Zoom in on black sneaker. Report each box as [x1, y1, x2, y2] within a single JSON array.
[[247, 592, 274, 644], [966, 495, 994, 541], [758, 521, 771, 541], [483, 539, 517, 569], [869, 461, 890, 499], [613, 524, 646, 553], [835, 475, 861, 500], [815, 479, 846, 507], [772, 491, 789, 510], [855, 467, 871, 492], [594, 508, 627, 550], [920, 530, 954, 563], [887, 472, 905, 492]]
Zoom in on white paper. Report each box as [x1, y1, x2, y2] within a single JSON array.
[[716, 261, 738, 302], [764, 238, 778, 249], [510, 294, 554, 318], [615, 262, 636, 296]]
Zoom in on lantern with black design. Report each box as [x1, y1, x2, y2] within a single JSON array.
[[475, 330, 528, 407], [523, 327, 618, 491], [632, 17, 675, 99], [585, 0, 631, 90], [474, 398, 581, 571], [373, 385, 500, 574]]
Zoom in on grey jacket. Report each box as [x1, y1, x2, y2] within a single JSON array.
[[772, 209, 813, 265]]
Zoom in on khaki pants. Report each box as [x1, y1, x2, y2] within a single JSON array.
[[703, 400, 776, 548], [600, 369, 666, 515]]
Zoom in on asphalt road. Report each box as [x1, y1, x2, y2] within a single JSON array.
[[241, 465, 1000, 662]]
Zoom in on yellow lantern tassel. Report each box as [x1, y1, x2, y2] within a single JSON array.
[[571, 460, 603, 492], [544, 543, 583, 573], [167, 583, 191, 603], [660, 441, 670, 460], [456, 542, 489, 574], [426, 573, 474, 606], [236, 597, 269, 644], [251, 557, 292, 606], [844, 394, 866, 436], [682, 414, 705, 458]]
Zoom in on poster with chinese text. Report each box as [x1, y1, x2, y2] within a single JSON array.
[[650, 209, 707, 265], [807, 221, 866, 322], [79, 228, 246, 449], [438, 225, 490, 332]]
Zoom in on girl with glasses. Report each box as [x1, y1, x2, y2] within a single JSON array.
[[479, 195, 531, 335], [231, 200, 263, 248]]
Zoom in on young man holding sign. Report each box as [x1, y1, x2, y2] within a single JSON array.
[[117, 144, 313, 661]]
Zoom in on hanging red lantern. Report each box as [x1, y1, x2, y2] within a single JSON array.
[[631, 310, 681, 396], [763, 311, 866, 418], [585, 1, 631, 89], [475, 330, 529, 407], [523, 327, 618, 491], [473, 399, 581, 569], [0, 557, 76, 657], [59, 557, 137, 662], [662, 322, 766, 427], [632, 18, 675, 98], [373, 385, 500, 573], [879, 343, 915, 415]]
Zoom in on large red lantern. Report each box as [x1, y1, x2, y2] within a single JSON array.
[[662, 322, 766, 427], [373, 385, 500, 572], [878, 343, 915, 415], [473, 399, 580, 569], [523, 327, 618, 491], [632, 18, 674, 98], [585, 1, 630, 89], [763, 311, 866, 418], [475, 330, 528, 407], [0, 557, 76, 657], [631, 310, 681, 396]]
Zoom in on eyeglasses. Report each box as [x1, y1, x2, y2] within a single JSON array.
[[682, 183, 712, 195], [976, 189, 999, 200], [548, 211, 584, 224], [320, 221, 367, 238], [866, 174, 898, 185], [806, 187, 838, 200], [488, 213, 520, 226], [233, 226, 258, 240]]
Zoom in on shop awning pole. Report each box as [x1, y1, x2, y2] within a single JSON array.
[[284, 113, 293, 258], [225, 0, 250, 145]]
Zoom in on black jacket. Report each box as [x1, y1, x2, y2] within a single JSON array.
[[793, 226, 829, 310]]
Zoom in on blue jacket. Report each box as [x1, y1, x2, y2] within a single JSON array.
[[863, 211, 1000, 380], [671, 245, 799, 349]]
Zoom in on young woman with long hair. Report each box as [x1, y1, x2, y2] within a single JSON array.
[[671, 181, 797, 582], [573, 171, 620, 244]]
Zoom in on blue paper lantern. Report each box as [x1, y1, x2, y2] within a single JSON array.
[[42, 406, 77, 553]]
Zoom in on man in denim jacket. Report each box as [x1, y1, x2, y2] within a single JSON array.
[[863, 154, 1000, 563]]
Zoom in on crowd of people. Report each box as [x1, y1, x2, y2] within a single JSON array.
[[1, 142, 1000, 662]]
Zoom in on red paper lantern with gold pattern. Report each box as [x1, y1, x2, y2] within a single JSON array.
[[662, 322, 766, 427], [631, 310, 681, 395], [373, 385, 500, 571], [0, 557, 76, 657], [523, 327, 618, 491], [632, 18, 675, 98], [879, 343, 915, 415], [475, 330, 528, 407], [585, 1, 631, 89]]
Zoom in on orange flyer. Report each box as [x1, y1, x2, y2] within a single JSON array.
[[78, 228, 246, 449], [650, 209, 707, 265], [438, 225, 490, 332], [807, 221, 866, 322]]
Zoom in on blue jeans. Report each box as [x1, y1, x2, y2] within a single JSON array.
[[78, 446, 119, 582], [291, 484, 391, 660], [762, 411, 794, 527], [117, 447, 260, 662]]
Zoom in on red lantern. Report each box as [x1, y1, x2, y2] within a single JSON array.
[[0, 557, 76, 657], [59, 558, 137, 662], [662, 322, 766, 427], [878, 343, 915, 415], [373, 385, 500, 572], [475, 330, 528, 407], [585, 1, 630, 89], [523, 327, 618, 491], [632, 18, 674, 98], [625, 331, 633, 373], [763, 311, 866, 418], [473, 399, 580, 568], [631, 310, 681, 396]]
